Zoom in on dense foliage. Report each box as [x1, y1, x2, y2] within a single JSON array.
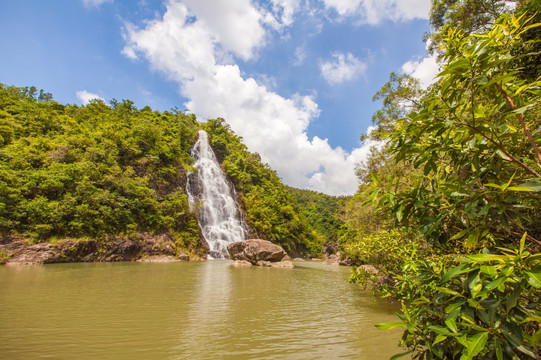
[[203, 118, 321, 256], [345, 4, 541, 359], [287, 186, 348, 254], [0, 84, 204, 251]]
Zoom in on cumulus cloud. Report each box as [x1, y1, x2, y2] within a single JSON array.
[[322, 0, 430, 24], [81, 0, 112, 8], [122, 0, 370, 195], [402, 42, 440, 88], [76, 90, 105, 105], [320, 52, 367, 85]]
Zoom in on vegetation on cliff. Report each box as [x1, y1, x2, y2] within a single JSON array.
[[0, 85, 203, 253]]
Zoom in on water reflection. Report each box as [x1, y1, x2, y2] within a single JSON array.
[[0, 261, 404, 359]]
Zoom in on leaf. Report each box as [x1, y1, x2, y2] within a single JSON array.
[[436, 286, 464, 297], [515, 345, 537, 358], [480, 265, 497, 276], [495, 150, 511, 161], [462, 332, 488, 360], [519, 232, 526, 255], [512, 103, 535, 115], [525, 270, 541, 288], [485, 276, 506, 291], [442, 264, 471, 282], [502, 172, 516, 191], [375, 321, 406, 330], [473, 108, 485, 118], [433, 334, 448, 345], [506, 286, 521, 311], [465, 254, 504, 263], [445, 317, 459, 333], [507, 186, 534, 192], [484, 183, 502, 190], [390, 350, 414, 360], [495, 339, 503, 360], [450, 228, 470, 241], [517, 179, 541, 192], [531, 329, 541, 346], [428, 325, 453, 336], [445, 301, 465, 313]]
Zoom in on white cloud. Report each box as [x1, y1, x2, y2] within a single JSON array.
[[122, 0, 371, 195], [320, 52, 367, 85], [180, 0, 266, 61], [81, 0, 112, 8], [402, 42, 440, 88], [76, 90, 105, 105], [322, 0, 430, 24], [268, 0, 302, 27]]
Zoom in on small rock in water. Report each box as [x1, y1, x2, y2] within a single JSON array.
[[293, 258, 305, 262], [231, 260, 252, 267], [256, 260, 294, 268], [178, 253, 190, 261], [323, 254, 340, 265], [137, 255, 180, 263]]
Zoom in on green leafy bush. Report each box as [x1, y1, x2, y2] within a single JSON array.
[[343, 228, 429, 272], [380, 234, 540, 359]]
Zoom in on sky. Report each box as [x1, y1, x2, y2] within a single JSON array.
[[0, 0, 439, 196]]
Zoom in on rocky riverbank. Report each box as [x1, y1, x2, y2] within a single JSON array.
[[0, 233, 200, 265]]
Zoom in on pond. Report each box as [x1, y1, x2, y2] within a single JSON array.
[[0, 260, 404, 359]]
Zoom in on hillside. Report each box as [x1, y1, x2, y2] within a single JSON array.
[[0, 84, 321, 258]]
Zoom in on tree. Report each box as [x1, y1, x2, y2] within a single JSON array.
[[385, 12, 541, 250], [375, 12, 541, 359]]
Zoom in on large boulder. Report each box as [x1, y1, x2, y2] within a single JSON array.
[[227, 239, 286, 265]]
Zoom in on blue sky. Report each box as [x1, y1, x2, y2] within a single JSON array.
[[0, 0, 438, 195]]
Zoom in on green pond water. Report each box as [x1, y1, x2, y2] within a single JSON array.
[[0, 260, 405, 359]]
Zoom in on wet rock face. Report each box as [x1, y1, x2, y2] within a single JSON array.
[[227, 239, 287, 265], [4, 240, 99, 265]]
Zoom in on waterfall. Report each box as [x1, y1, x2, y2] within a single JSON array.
[[186, 130, 247, 259]]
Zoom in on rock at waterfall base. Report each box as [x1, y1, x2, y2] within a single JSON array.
[[227, 239, 287, 265]]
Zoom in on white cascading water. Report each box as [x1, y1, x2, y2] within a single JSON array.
[[186, 130, 247, 259]]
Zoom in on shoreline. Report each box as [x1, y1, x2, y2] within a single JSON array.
[[0, 234, 204, 266]]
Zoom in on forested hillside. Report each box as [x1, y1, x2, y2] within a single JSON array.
[[344, 1, 541, 358], [0, 84, 320, 257], [287, 186, 348, 254]]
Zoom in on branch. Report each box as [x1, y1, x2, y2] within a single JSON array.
[[440, 97, 541, 177], [463, 123, 541, 178], [495, 83, 541, 167]]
